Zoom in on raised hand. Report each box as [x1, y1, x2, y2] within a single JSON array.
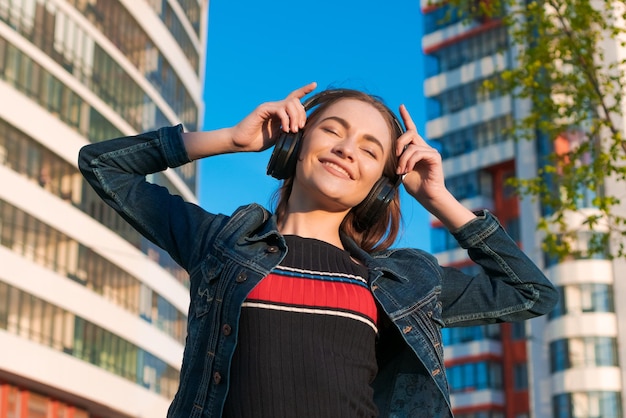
[[230, 82, 317, 152], [395, 104, 476, 230], [395, 104, 447, 206]]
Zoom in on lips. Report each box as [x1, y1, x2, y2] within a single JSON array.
[[320, 159, 354, 179]]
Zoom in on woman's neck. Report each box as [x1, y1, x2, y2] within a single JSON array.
[[278, 209, 347, 249]]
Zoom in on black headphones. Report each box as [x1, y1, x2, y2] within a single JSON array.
[[266, 89, 404, 230]]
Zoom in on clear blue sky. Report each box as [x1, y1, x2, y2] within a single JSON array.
[[200, 0, 431, 250]]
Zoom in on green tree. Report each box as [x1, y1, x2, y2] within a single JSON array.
[[441, 0, 626, 259]]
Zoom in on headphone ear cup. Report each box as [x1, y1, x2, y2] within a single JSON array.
[[266, 131, 303, 180], [353, 177, 397, 230]]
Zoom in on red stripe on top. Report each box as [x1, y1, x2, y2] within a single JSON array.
[[247, 273, 378, 326]]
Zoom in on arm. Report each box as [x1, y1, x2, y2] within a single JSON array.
[[78, 83, 317, 270], [182, 82, 316, 160], [440, 210, 558, 325], [78, 125, 209, 271], [394, 106, 557, 323]]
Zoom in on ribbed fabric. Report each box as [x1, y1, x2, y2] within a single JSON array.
[[223, 235, 378, 418]]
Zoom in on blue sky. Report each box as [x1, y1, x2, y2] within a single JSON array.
[[200, 0, 430, 250]]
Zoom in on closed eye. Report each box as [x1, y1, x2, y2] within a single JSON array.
[[322, 127, 339, 136], [361, 148, 378, 159]]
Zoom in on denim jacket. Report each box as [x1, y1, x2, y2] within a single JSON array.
[[78, 125, 558, 418]]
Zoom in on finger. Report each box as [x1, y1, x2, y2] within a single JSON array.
[[285, 98, 306, 132], [396, 130, 429, 158], [287, 81, 318, 100], [395, 132, 413, 156], [399, 104, 417, 132], [406, 148, 441, 174], [397, 144, 440, 174], [396, 131, 426, 157], [272, 107, 291, 133]]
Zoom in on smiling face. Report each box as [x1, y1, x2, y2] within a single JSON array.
[[290, 98, 394, 214]]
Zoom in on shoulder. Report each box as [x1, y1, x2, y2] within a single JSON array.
[[370, 247, 443, 282], [372, 246, 439, 264], [215, 203, 275, 238], [192, 202, 273, 255], [189, 202, 278, 273]]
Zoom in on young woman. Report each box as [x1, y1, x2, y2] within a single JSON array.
[[78, 82, 558, 418]]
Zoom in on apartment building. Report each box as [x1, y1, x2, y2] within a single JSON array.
[[0, 1, 207, 416], [422, 1, 624, 417]]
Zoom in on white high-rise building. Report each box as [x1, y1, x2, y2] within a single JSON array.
[[421, 1, 626, 417], [0, 1, 207, 416]]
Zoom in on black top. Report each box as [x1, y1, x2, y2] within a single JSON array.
[[223, 235, 379, 418]]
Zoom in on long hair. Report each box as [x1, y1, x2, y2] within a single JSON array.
[[272, 89, 403, 253]]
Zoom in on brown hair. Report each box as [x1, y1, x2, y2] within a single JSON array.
[[272, 89, 403, 253]]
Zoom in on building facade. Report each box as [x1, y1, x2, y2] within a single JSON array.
[[0, 0, 207, 416], [422, 1, 624, 418]]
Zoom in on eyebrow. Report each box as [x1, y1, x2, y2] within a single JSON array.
[[320, 116, 386, 153]]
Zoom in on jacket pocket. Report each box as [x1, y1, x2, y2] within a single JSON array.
[[389, 289, 445, 365], [192, 255, 223, 317], [389, 287, 443, 327]]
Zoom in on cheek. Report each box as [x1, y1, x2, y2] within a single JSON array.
[[367, 156, 388, 179]]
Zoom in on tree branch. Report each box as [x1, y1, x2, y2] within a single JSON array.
[[546, 0, 626, 154]]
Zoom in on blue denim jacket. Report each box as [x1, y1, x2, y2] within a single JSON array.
[[78, 125, 558, 418]]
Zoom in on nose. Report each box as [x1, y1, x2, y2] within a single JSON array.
[[331, 137, 357, 160]]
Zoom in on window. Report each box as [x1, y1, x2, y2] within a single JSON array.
[[0, 198, 186, 342], [511, 321, 526, 340], [553, 392, 623, 418], [423, 4, 466, 35], [426, 26, 508, 77], [551, 337, 618, 372], [443, 324, 501, 345], [550, 284, 614, 318], [448, 361, 503, 393], [513, 363, 528, 390], [431, 226, 459, 253], [0, 282, 179, 398]]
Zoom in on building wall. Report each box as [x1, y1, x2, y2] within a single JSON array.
[[0, 0, 207, 416], [422, 2, 523, 417], [422, 1, 625, 417]]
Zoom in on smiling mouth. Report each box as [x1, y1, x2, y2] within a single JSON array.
[[322, 161, 352, 179]]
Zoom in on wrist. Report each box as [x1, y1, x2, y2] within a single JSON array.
[[422, 191, 476, 231], [182, 127, 238, 160]]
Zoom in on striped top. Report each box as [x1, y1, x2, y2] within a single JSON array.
[[223, 235, 379, 418]]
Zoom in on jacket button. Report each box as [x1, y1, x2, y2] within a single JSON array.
[[235, 272, 247, 283], [266, 245, 279, 253], [213, 372, 222, 384], [222, 324, 232, 336]]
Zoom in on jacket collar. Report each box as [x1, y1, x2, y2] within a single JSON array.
[[341, 232, 404, 283], [214, 204, 284, 251], [222, 204, 403, 283]]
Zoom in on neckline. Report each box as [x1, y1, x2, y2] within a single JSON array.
[[283, 234, 366, 268], [283, 234, 346, 251]]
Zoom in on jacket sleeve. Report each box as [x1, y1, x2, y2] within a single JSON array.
[[439, 210, 559, 326], [78, 125, 214, 272]]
